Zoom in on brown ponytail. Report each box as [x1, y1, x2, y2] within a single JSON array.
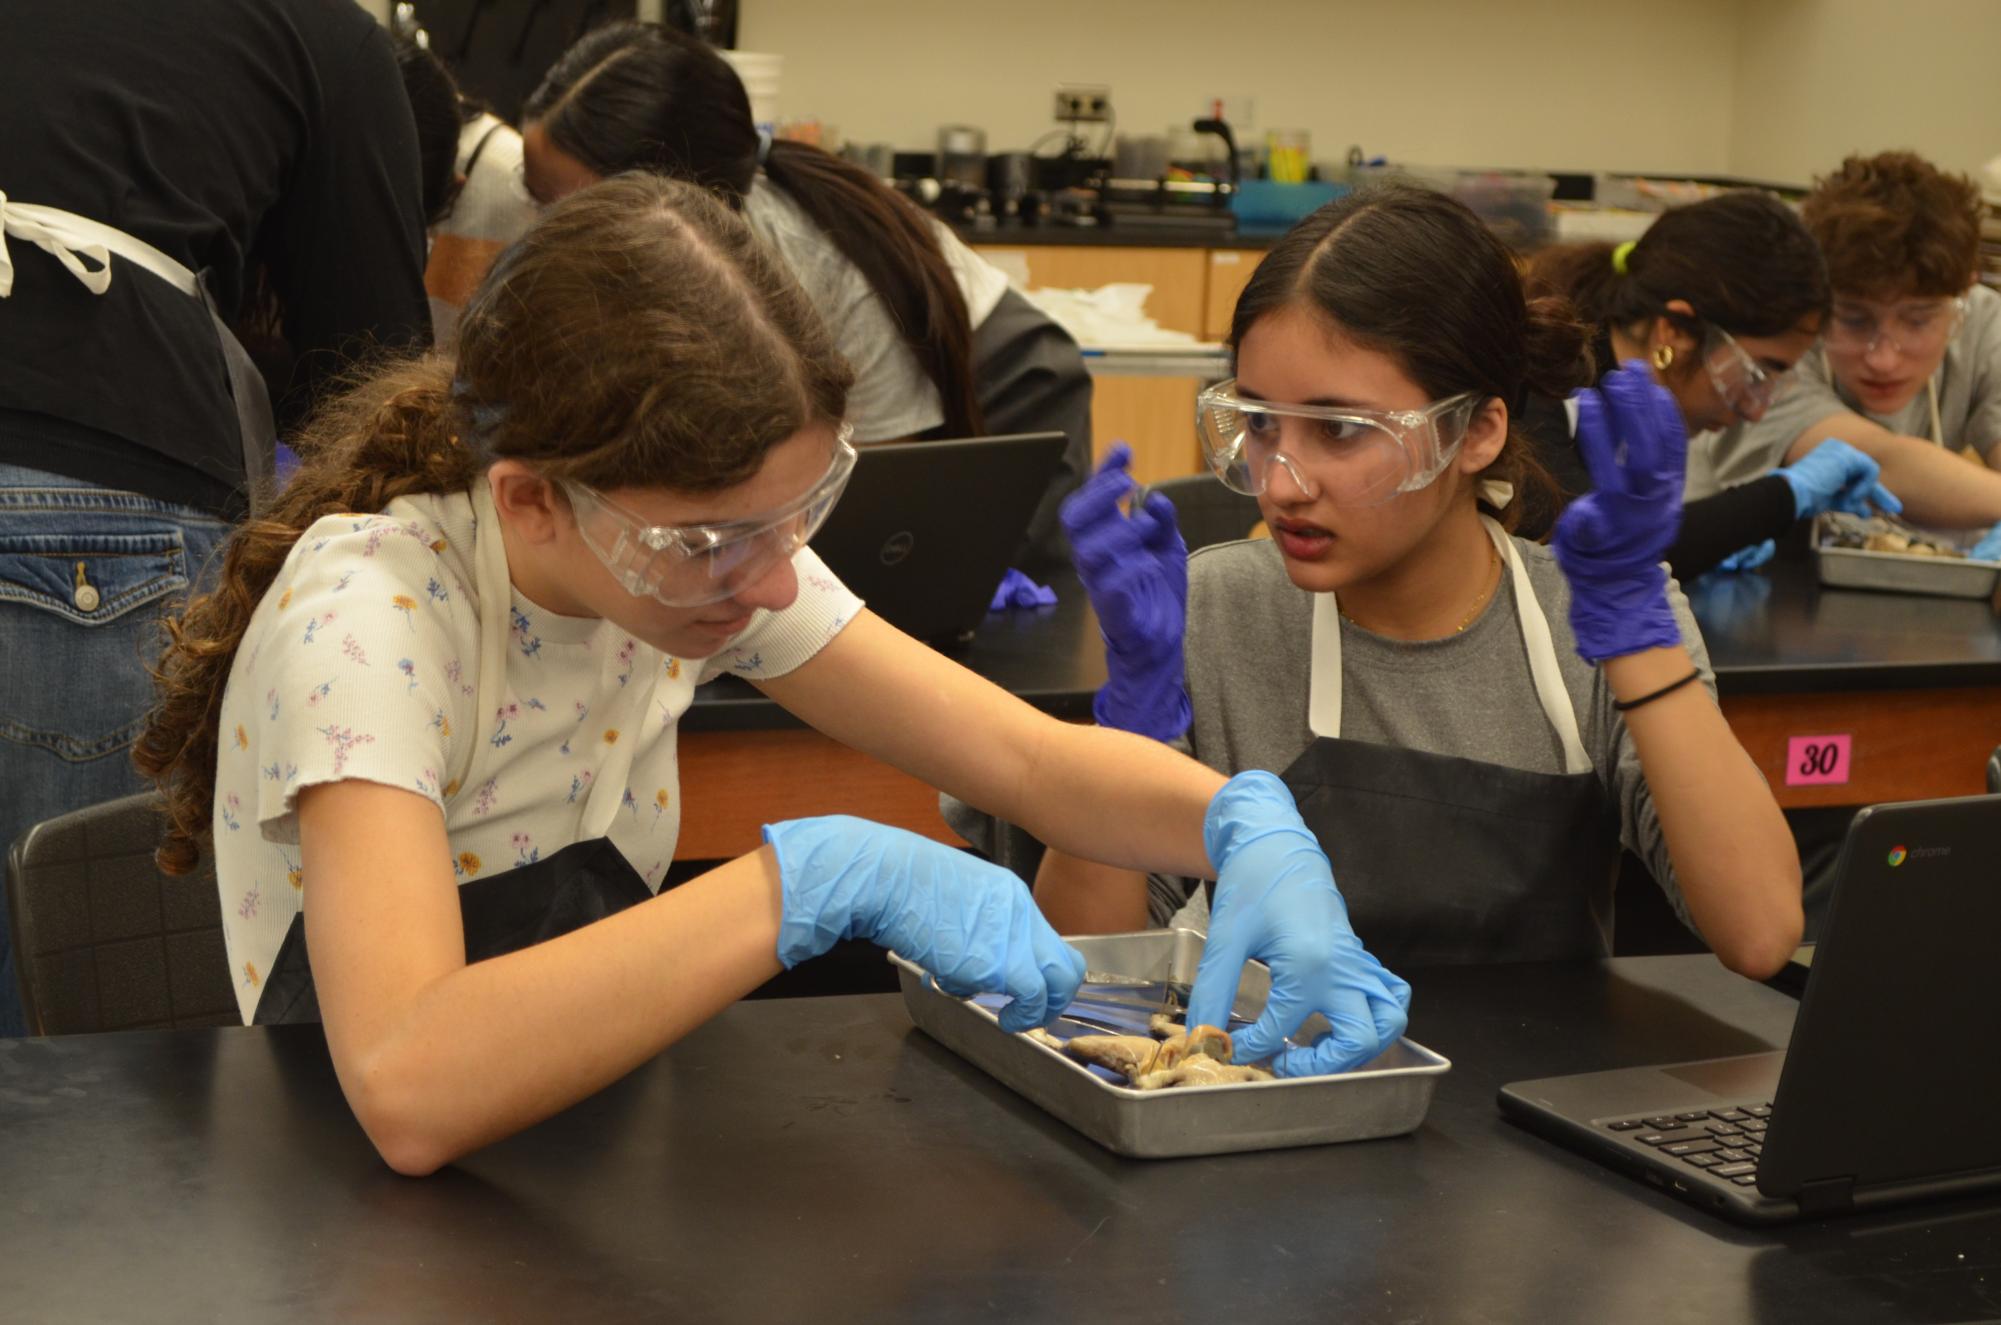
[[134, 362, 476, 872], [137, 173, 853, 873]]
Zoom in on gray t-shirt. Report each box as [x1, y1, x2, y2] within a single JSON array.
[[741, 177, 1009, 444], [1153, 536, 1711, 941], [1687, 283, 2001, 499]]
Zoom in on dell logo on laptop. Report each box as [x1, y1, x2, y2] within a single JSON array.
[[878, 531, 915, 566]]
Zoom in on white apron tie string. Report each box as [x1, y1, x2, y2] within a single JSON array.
[[0, 192, 199, 299]]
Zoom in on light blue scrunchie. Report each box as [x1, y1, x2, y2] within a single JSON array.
[[755, 128, 773, 165]]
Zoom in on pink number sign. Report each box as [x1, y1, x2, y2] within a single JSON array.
[[1785, 734, 1852, 787]]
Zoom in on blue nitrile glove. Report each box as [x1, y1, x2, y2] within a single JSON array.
[[1183, 772, 1411, 1077], [765, 816, 1085, 1032], [1714, 539, 1776, 573], [1060, 442, 1192, 742], [989, 567, 1057, 612], [1552, 362, 1689, 663], [1773, 439, 1901, 520], [1973, 521, 2001, 563]]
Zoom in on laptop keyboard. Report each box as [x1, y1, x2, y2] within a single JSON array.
[[1604, 1104, 1774, 1186]]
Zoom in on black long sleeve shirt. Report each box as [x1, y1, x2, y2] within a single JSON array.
[[0, 0, 431, 511], [1516, 394, 1799, 581]]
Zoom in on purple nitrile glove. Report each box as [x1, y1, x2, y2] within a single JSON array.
[[1552, 362, 1689, 663], [1183, 772, 1411, 1077], [1774, 439, 1901, 520], [1060, 443, 1192, 742], [1713, 539, 1776, 573], [988, 568, 1057, 612]]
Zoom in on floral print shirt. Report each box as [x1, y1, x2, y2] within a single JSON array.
[[212, 488, 860, 1022]]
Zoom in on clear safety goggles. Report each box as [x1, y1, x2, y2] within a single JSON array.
[[563, 427, 857, 608], [1823, 295, 1966, 358], [1703, 324, 1795, 423], [1196, 380, 1482, 507]]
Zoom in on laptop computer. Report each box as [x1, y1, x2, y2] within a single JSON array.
[[811, 432, 1066, 647], [1499, 794, 2001, 1225], [1769, 941, 1817, 997]]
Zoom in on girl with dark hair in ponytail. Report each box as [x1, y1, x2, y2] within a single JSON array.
[[1040, 185, 1802, 980], [516, 22, 1089, 575], [136, 175, 1403, 1173], [1524, 191, 1900, 575]]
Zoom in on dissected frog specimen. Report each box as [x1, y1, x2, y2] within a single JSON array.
[[1862, 531, 1955, 557], [1025, 1018, 1273, 1090], [1823, 514, 1968, 559]]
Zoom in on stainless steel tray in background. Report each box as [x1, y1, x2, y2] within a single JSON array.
[[891, 929, 1450, 1159], [1814, 513, 2001, 599]]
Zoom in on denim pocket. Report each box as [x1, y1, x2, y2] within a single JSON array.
[[0, 529, 194, 761]]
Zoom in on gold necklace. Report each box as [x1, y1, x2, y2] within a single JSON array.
[[1340, 542, 1501, 636]]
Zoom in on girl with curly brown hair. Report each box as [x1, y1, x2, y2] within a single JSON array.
[[135, 173, 1405, 1174]]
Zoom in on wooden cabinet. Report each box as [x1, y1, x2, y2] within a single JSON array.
[[972, 242, 1266, 486], [983, 245, 1207, 336], [1203, 248, 1264, 341]]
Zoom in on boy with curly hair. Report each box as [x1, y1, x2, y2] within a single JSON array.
[[1690, 151, 2001, 553]]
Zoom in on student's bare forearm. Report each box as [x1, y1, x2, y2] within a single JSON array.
[[1009, 721, 1222, 879], [760, 615, 1222, 880], [1602, 648, 1802, 977], [1788, 414, 2001, 525], [317, 849, 782, 1174], [1033, 848, 1152, 934]]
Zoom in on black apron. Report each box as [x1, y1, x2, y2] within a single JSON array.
[[1195, 516, 1625, 966], [254, 479, 673, 1022], [0, 196, 276, 507]]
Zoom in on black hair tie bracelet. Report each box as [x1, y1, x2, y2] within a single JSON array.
[[1612, 669, 1703, 713]]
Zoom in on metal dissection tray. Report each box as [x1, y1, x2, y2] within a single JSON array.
[[891, 928, 1449, 1158], [1815, 513, 2001, 599]]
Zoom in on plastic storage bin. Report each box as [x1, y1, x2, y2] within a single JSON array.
[[1232, 179, 1348, 229], [1451, 171, 1557, 246]]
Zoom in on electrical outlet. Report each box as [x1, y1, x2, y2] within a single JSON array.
[[1054, 85, 1111, 124]]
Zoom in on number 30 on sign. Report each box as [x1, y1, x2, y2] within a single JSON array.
[[1785, 734, 1852, 787]]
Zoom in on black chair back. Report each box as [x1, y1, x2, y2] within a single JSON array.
[[6, 793, 237, 1035]]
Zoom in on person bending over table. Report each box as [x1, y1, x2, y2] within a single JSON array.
[[1523, 191, 1899, 576], [1686, 152, 2001, 559], [135, 176, 1405, 1176], [0, 0, 434, 1037], [514, 22, 1089, 578], [1035, 186, 1803, 978]]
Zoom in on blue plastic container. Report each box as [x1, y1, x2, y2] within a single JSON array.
[[1231, 179, 1348, 229]]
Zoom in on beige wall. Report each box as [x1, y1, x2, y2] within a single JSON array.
[[1729, 0, 2001, 185], [740, 0, 1743, 177], [740, 0, 2000, 188]]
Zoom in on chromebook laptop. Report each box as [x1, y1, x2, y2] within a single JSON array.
[[1500, 794, 2001, 1225], [811, 432, 1066, 647]]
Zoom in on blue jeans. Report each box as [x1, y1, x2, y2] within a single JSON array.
[[0, 464, 229, 1035]]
